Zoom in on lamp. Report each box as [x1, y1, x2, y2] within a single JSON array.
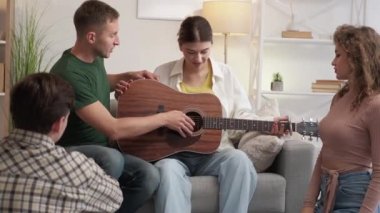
[[202, 0, 252, 64]]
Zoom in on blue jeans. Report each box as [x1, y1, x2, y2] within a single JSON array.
[[154, 149, 257, 213], [66, 145, 160, 213], [315, 171, 380, 213]]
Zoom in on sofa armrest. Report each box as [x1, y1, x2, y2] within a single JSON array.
[[110, 99, 117, 116], [270, 139, 321, 213]]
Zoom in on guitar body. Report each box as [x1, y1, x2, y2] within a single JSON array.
[[117, 79, 222, 162]]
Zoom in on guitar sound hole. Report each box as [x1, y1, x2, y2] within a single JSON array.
[[186, 111, 203, 132]]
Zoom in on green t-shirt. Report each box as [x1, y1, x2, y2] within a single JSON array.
[[50, 49, 110, 147]]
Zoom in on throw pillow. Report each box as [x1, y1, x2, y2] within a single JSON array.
[[238, 131, 284, 173]]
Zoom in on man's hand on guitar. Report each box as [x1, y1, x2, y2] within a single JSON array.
[[115, 80, 132, 100], [127, 70, 159, 81], [271, 115, 289, 137], [162, 111, 195, 138], [115, 71, 159, 100]]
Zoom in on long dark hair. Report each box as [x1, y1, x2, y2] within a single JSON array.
[[178, 16, 213, 45]]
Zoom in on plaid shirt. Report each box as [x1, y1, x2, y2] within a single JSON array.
[[0, 129, 123, 212]]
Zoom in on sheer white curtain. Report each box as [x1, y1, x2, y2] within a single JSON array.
[[248, 0, 262, 109]]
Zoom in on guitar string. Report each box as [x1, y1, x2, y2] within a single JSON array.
[[186, 116, 310, 133], [187, 116, 275, 131]]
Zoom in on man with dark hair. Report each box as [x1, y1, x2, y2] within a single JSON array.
[[0, 73, 123, 212], [50, 1, 194, 212]]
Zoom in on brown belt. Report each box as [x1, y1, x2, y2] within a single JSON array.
[[322, 167, 370, 213]]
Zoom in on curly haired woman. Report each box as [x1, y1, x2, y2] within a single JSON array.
[[302, 25, 380, 213]]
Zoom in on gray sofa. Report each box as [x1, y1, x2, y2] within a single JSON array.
[[111, 100, 321, 213], [136, 140, 320, 213]]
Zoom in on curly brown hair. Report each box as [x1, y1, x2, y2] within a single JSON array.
[[334, 24, 380, 109]]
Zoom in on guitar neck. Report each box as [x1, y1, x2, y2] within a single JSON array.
[[203, 117, 295, 132]]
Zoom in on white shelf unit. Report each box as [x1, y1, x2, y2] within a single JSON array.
[[260, 91, 335, 122], [263, 37, 333, 45], [0, 39, 4, 95], [260, 38, 335, 95], [261, 90, 335, 97], [255, 0, 366, 121], [0, 0, 13, 138]]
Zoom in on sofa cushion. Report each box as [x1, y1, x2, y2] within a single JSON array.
[[250, 173, 286, 213], [238, 132, 284, 172]]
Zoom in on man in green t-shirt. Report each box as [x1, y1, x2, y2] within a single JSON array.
[[50, 1, 195, 212]]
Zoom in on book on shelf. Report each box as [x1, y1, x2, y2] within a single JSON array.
[[311, 79, 346, 93], [311, 83, 342, 90], [281, 30, 313, 39], [0, 63, 4, 93], [312, 88, 339, 93], [315, 79, 346, 85]]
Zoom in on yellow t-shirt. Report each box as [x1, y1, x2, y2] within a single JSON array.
[[180, 71, 213, 94]]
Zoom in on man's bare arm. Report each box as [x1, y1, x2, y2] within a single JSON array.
[[76, 101, 194, 140]]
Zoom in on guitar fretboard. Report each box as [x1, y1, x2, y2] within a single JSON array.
[[203, 117, 295, 132]]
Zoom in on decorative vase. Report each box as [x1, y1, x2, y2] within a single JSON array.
[[271, 81, 283, 91]]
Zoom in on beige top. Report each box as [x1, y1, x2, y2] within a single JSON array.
[[304, 89, 380, 213]]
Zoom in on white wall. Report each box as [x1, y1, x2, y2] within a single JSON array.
[[18, 0, 380, 95], [365, 0, 380, 31]]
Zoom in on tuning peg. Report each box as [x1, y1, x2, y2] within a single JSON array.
[[302, 135, 313, 141], [315, 118, 319, 141]]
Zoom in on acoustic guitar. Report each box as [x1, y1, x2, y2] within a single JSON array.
[[117, 79, 318, 162]]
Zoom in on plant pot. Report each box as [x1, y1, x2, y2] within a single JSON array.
[[271, 81, 283, 91]]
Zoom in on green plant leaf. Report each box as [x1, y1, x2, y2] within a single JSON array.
[[9, 1, 52, 132], [11, 1, 51, 87], [272, 72, 283, 82]]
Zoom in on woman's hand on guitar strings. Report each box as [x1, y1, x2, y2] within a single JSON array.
[[162, 110, 195, 138], [271, 115, 289, 137]]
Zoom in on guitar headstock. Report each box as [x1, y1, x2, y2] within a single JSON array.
[[295, 119, 319, 140]]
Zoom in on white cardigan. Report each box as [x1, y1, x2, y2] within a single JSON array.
[[154, 58, 263, 150]]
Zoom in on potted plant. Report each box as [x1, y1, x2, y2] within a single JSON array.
[[8, 2, 51, 131], [271, 72, 283, 91], [11, 2, 51, 87]]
